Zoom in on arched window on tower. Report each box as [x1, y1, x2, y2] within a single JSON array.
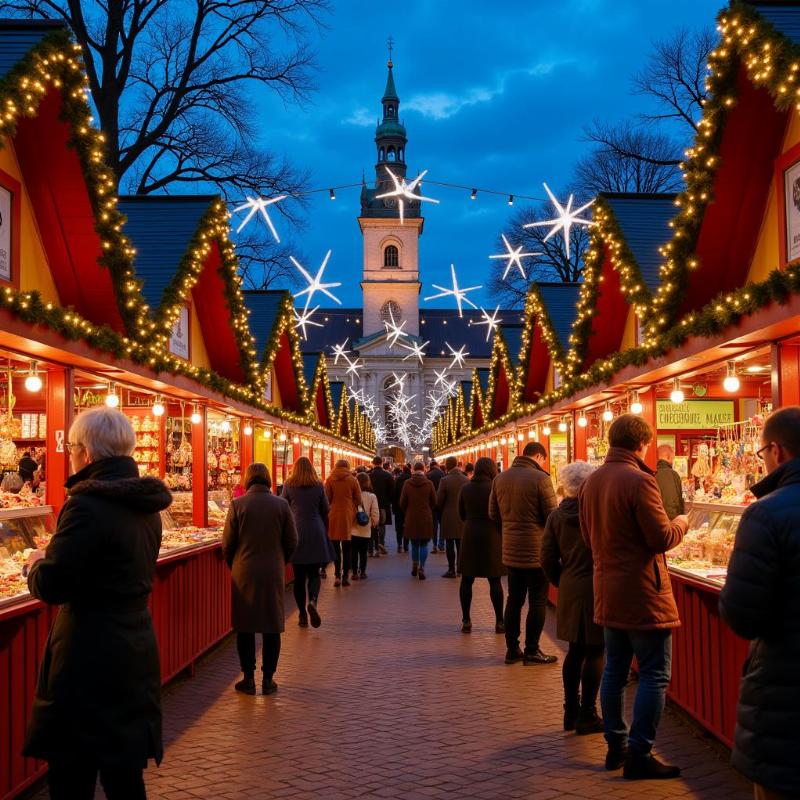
[[380, 300, 402, 323], [387, 105, 395, 117], [387, 146, 396, 162], [398, 148, 404, 162], [383, 244, 399, 268], [379, 147, 385, 161]]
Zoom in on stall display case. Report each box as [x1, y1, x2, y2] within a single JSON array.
[[0, 506, 55, 606]]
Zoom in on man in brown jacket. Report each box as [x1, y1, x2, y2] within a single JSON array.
[[579, 414, 688, 781], [489, 441, 558, 665]]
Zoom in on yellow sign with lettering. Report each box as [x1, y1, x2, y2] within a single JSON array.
[[656, 400, 735, 430]]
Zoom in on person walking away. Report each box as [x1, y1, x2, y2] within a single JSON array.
[[489, 441, 558, 666], [458, 457, 505, 634], [23, 407, 171, 799], [655, 445, 684, 520], [400, 462, 436, 580], [394, 464, 412, 552], [541, 460, 604, 736], [426, 460, 445, 552], [352, 472, 380, 579], [579, 414, 688, 779], [223, 463, 297, 696], [464, 462, 474, 479], [18, 450, 38, 484], [325, 459, 361, 587], [437, 456, 469, 578], [368, 456, 394, 556], [282, 456, 333, 629], [719, 407, 800, 800]]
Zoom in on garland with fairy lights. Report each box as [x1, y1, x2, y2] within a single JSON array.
[[485, 327, 521, 422]]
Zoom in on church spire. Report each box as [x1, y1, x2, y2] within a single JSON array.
[[374, 39, 407, 185]]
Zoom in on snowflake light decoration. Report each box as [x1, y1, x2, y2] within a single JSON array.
[[293, 305, 323, 340], [401, 339, 429, 364], [489, 233, 539, 281], [233, 194, 287, 241], [446, 342, 469, 369], [475, 306, 503, 342], [424, 264, 481, 318], [292, 250, 342, 311], [524, 182, 594, 259], [383, 307, 410, 347], [375, 167, 439, 225], [331, 338, 351, 365]]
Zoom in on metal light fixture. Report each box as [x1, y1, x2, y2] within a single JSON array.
[[630, 391, 643, 415], [527, 429, 536, 439], [24, 361, 42, 393], [723, 361, 740, 393], [104, 382, 120, 408], [670, 379, 685, 404], [516, 432, 524, 442]]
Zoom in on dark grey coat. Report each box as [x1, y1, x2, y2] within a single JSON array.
[[369, 466, 394, 525], [655, 460, 685, 520], [457, 476, 505, 578], [24, 456, 170, 768], [437, 468, 469, 541], [720, 458, 800, 795], [222, 483, 298, 633], [541, 496, 604, 646], [282, 483, 335, 565]]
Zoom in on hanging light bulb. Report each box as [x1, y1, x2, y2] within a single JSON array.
[[630, 391, 643, 415], [243, 424, 253, 436], [190, 404, 202, 425], [577, 413, 588, 428], [263, 428, 272, 440], [670, 379, 685, 404], [602, 404, 614, 423], [293, 435, 300, 444], [500, 436, 507, 445], [516, 432, 524, 442], [542, 423, 552, 436], [152, 396, 165, 417], [723, 361, 740, 393], [105, 382, 120, 408], [279, 432, 287, 442], [558, 418, 568, 433], [527, 429, 536, 439], [24, 361, 42, 393]]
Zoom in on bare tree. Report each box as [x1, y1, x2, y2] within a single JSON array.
[[488, 201, 590, 306], [2, 0, 329, 287]]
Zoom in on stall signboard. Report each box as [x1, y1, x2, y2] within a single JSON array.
[[784, 156, 800, 263], [656, 400, 735, 430], [169, 306, 190, 360], [0, 185, 11, 281]]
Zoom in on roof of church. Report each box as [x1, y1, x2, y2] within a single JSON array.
[[383, 63, 399, 101]]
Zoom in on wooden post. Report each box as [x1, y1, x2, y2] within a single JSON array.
[[45, 366, 73, 512], [772, 341, 800, 408], [192, 405, 208, 527]]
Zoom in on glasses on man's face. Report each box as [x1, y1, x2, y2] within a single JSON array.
[[756, 442, 779, 461], [64, 442, 84, 453]]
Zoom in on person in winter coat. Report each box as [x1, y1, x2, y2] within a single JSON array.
[[368, 457, 394, 556], [393, 464, 412, 552], [400, 462, 437, 580], [352, 472, 380, 579], [655, 445, 685, 520], [437, 455, 469, 578], [489, 441, 558, 666], [426, 460, 445, 552], [541, 460, 604, 736], [325, 459, 362, 587], [282, 456, 333, 629], [579, 414, 688, 780], [223, 463, 298, 696], [457, 457, 506, 633], [719, 406, 800, 799], [23, 407, 171, 800]]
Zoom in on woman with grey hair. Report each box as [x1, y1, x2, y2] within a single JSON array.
[[541, 460, 605, 736], [23, 406, 172, 798]]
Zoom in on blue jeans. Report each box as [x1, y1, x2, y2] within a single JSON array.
[[411, 539, 429, 566], [601, 627, 672, 757]]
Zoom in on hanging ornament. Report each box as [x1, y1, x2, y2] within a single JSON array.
[[233, 194, 287, 241], [424, 264, 481, 317], [524, 182, 594, 259], [375, 167, 440, 225], [475, 306, 503, 342], [489, 234, 539, 281], [291, 250, 342, 311]]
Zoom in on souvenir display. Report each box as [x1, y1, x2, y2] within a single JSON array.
[[126, 411, 162, 477], [0, 506, 56, 603]]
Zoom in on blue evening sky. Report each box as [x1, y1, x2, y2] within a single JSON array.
[[254, 0, 722, 309]]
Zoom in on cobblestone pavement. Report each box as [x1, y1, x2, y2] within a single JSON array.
[[36, 543, 751, 799]]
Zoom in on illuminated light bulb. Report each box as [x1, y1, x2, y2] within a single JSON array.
[[542, 424, 552, 437], [602, 404, 614, 423], [24, 361, 42, 392], [723, 361, 740, 393], [152, 397, 165, 417], [243, 424, 253, 436], [105, 383, 120, 408], [670, 379, 685, 404], [500, 437, 507, 445], [577, 414, 588, 428], [630, 391, 643, 415], [527, 429, 536, 439], [293, 435, 300, 444], [558, 419, 568, 433], [190, 404, 202, 425], [517, 432, 524, 442]]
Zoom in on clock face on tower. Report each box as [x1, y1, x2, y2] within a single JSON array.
[[382, 196, 398, 209]]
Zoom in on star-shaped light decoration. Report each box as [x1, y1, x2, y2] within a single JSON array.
[[331, 338, 351, 365], [446, 342, 469, 369], [433, 368, 450, 389], [390, 372, 407, 392], [293, 305, 323, 340], [343, 354, 364, 381], [375, 167, 440, 225], [475, 306, 503, 342], [383, 307, 410, 348], [233, 194, 287, 241], [524, 182, 594, 259], [489, 234, 539, 281], [401, 339, 430, 364], [424, 264, 481, 318], [291, 250, 342, 311]]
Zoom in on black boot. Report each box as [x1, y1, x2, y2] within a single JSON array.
[[235, 673, 256, 695], [563, 700, 580, 732], [623, 753, 681, 780], [575, 707, 604, 735], [262, 674, 278, 695]]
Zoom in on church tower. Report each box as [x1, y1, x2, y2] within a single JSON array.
[[359, 50, 423, 339]]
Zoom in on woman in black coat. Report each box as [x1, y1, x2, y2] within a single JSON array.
[[457, 457, 506, 633], [23, 407, 171, 799], [541, 460, 604, 735]]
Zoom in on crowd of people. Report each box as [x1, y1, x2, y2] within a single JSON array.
[[17, 405, 800, 798]]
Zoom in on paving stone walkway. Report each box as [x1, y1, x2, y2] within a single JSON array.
[[38, 542, 752, 799]]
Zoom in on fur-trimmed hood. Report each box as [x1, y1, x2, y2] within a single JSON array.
[[66, 456, 172, 513]]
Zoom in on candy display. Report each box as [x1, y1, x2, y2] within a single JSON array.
[[0, 506, 56, 604], [127, 411, 162, 477]]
